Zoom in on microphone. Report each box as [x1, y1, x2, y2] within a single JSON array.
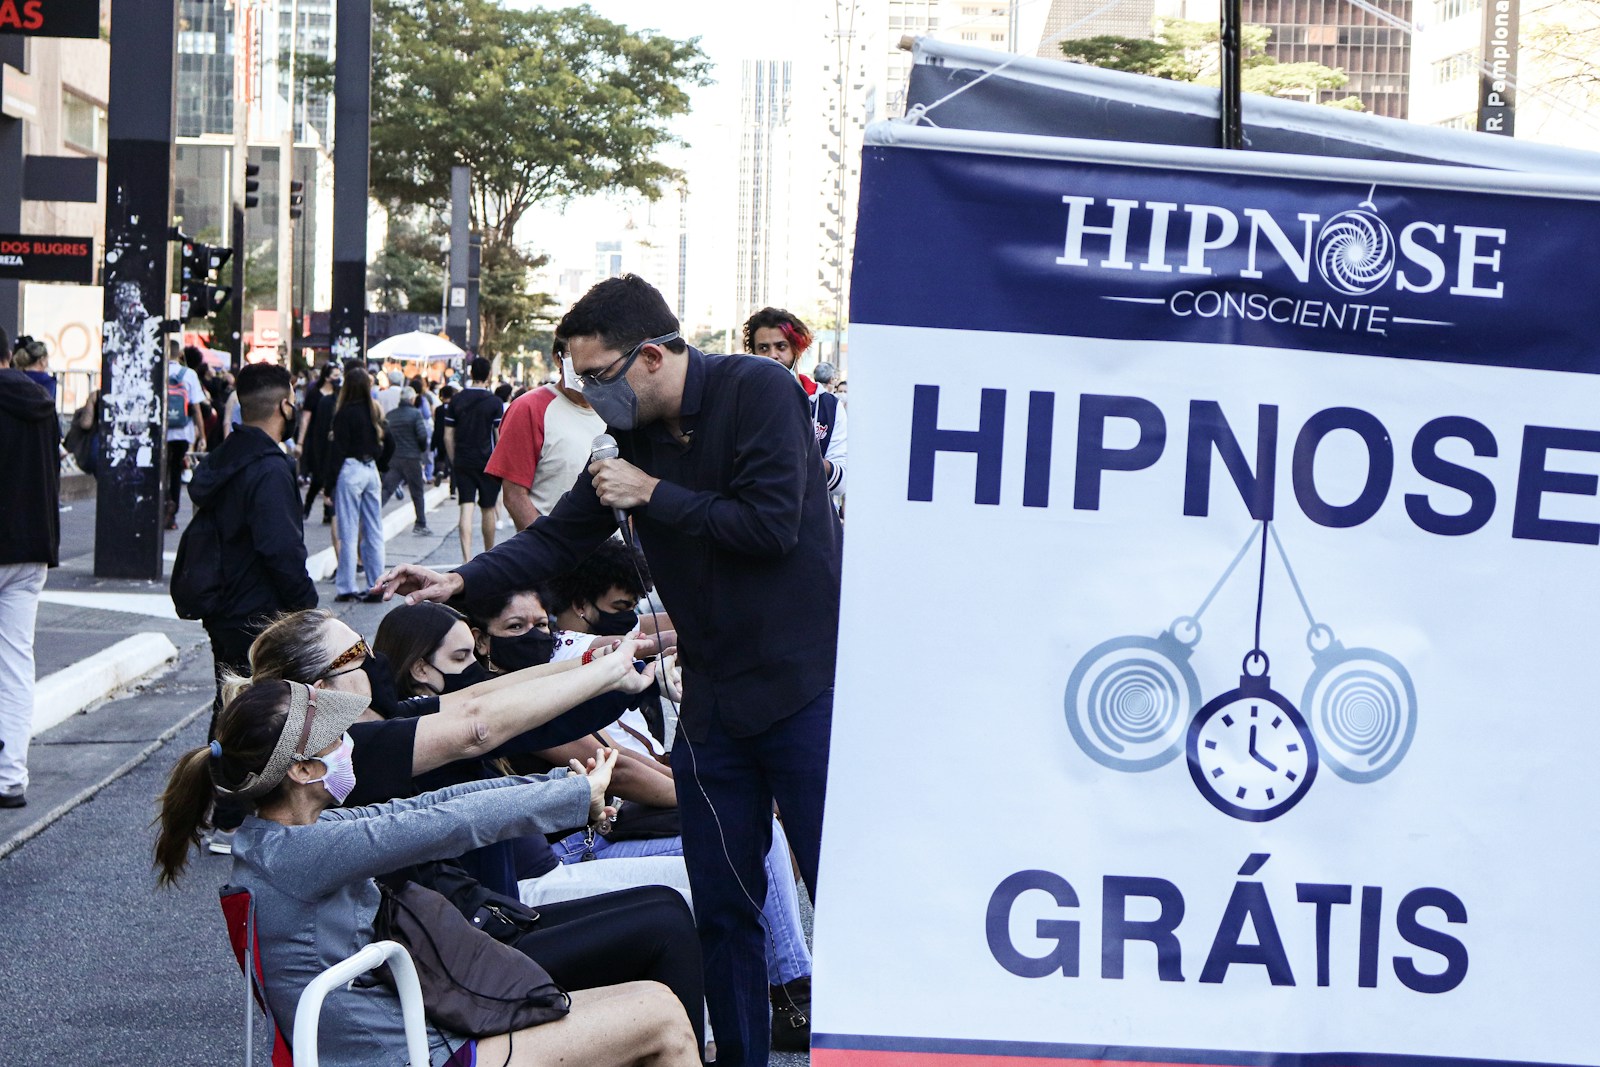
[[590, 433, 634, 544]]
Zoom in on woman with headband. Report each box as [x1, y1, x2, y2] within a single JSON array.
[[154, 678, 698, 1067]]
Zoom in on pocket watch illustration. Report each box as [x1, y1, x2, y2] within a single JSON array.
[[1063, 521, 1414, 823], [1186, 653, 1318, 822]]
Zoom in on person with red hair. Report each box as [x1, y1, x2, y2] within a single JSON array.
[[741, 308, 846, 499]]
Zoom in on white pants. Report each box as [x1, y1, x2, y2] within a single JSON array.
[[0, 562, 47, 796], [518, 854, 693, 909]]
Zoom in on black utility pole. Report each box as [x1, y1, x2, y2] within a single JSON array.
[[466, 231, 481, 353], [95, 0, 181, 579], [0, 37, 24, 339], [1219, 0, 1244, 150], [328, 0, 371, 362], [445, 164, 469, 349]]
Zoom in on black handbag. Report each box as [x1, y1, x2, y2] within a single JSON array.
[[604, 800, 681, 841], [372, 878, 569, 1037]]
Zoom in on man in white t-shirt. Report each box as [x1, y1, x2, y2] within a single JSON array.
[[164, 343, 206, 530], [485, 358, 605, 531]]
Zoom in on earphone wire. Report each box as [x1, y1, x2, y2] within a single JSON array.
[[626, 553, 791, 1004]]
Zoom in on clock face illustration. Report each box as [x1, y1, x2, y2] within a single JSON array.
[[1186, 672, 1318, 822]]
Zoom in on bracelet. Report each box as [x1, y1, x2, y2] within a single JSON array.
[[582, 648, 595, 665]]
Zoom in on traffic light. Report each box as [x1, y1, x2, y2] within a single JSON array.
[[288, 180, 304, 221], [178, 238, 233, 320], [245, 162, 261, 209]]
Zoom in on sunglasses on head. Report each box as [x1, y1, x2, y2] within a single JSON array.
[[321, 638, 371, 679]]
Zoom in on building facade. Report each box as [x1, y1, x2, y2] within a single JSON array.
[[1244, 0, 1413, 117]]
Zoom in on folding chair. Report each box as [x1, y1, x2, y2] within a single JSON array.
[[219, 884, 295, 1067], [219, 884, 431, 1067]]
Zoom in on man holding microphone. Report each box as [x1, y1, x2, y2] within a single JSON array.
[[377, 274, 842, 1067]]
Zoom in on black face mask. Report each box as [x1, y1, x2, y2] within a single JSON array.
[[438, 660, 494, 694], [489, 630, 556, 672], [589, 607, 638, 637], [360, 652, 401, 717]]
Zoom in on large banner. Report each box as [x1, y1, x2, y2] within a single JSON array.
[[815, 125, 1600, 1067]]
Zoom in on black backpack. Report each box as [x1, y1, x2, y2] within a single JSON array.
[[169, 504, 226, 620]]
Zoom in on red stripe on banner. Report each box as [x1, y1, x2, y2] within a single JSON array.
[[815, 1050, 1211, 1067]]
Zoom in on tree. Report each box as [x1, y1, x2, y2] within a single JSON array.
[[1062, 18, 1364, 110], [369, 212, 447, 314], [369, 0, 712, 353]]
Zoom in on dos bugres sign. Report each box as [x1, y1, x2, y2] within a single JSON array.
[[0, 234, 94, 282], [0, 0, 99, 37], [814, 125, 1600, 1067]]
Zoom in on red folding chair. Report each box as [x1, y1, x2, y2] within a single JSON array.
[[219, 884, 295, 1067]]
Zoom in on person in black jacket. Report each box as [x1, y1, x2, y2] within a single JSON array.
[[0, 328, 61, 809], [187, 362, 318, 713]]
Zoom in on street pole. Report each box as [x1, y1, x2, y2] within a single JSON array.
[[446, 165, 469, 350], [0, 37, 23, 339], [1219, 0, 1243, 150], [229, 0, 251, 368], [276, 0, 299, 366], [95, 0, 182, 579], [329, 0, 372, 363]]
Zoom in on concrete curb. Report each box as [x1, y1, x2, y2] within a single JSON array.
[[305, 484, 453, 580], [0, 699, 209, 863], [32, 632, 181, 737]]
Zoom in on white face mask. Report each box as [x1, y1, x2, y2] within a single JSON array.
[[307, 732, 357, 804], [561, 356, 583, 392]]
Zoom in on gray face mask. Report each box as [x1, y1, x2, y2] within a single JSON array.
[[583, 374, 641, 431], [577, 331, 679, 432]]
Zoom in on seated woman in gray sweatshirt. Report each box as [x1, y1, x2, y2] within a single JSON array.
[[155, 678, 698, 1067]]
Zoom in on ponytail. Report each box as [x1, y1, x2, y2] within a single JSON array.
[[153, 746, 218, 888], [152, 680, 292, 887]]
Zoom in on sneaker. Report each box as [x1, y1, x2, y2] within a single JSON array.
[[770, 977, 811, 1051], [334, 592, 361, 602], [412, 523, 430, 534], [206, 829, 235, 854], [0, 791, 25, 809]]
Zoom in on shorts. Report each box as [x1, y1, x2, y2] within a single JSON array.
[[454, 466, 501, 507]]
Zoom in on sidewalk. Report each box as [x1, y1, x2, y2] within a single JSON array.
[[3, 482, 468, 861]]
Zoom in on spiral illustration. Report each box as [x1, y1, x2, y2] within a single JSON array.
[[1065, 630, 1200, 772], [1315, 208, 1396, 295], [1302, 645, 1417, 783]]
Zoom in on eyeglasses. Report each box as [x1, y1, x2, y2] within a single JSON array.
[[320, 638, 371, 680], [576, 332, 680, 390]]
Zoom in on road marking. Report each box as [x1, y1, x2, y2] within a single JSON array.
[[38, 591, 180, 619], [33, 632, 180, 736]]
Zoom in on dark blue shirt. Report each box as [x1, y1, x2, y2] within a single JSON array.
[[456, 349, 843, 740]]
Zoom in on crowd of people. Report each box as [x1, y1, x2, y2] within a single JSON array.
[[148, 278, 848, 1067]]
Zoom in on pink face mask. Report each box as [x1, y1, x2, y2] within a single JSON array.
[[307, 732, 357, 804]]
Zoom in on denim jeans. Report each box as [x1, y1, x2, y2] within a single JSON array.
[[552, 816, 813, 986], [334, 458, 384, 596], [0, 562, 47, 796]]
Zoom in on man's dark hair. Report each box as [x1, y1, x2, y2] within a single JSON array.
[[469, 356, 492, 382], [494, 382, 513, 404], [542, 539, 651, 616], [741, 307, 812, 356], [183, 345, 206, 372], [439, 384, 457, 401], [237, 362, 293, 422], [556, 274, 686, 355]]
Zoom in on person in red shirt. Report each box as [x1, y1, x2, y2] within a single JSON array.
[[486, 360, 606, 532]]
